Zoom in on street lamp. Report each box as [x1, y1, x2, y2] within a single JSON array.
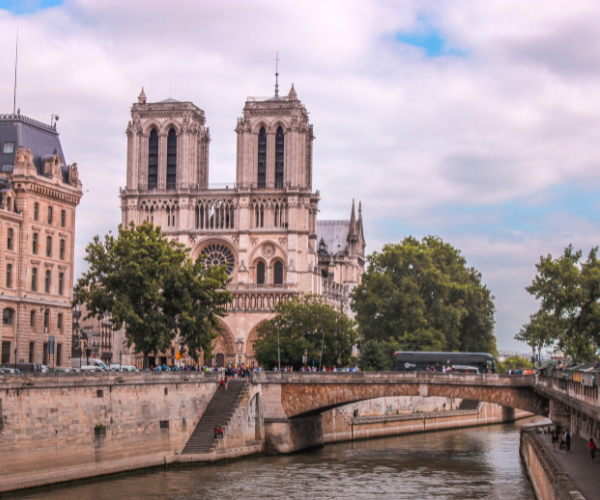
[[277, 325, 281, 372]]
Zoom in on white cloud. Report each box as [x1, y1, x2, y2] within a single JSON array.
[[1, 0, 600, 350]]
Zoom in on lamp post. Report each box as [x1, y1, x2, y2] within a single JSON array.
[[277, 325, 281, 372]]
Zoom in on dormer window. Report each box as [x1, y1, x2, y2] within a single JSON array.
[[3, 142, 14, 154], [2, 164, 13, 172]]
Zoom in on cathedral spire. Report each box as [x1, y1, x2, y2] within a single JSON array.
[[138, 87, 147, 104], [348, 199, 357, 241], [274, 52, 280, 98]]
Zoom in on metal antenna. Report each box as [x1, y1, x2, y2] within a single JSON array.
[[13, 27, 19, 115], [274, 52, 279, 97]]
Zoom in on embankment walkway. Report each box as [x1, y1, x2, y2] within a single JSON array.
[[536, 432, 599, 500]]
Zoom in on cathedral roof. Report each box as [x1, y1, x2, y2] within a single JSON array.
[[157, 97, 180, 103], [317, 220, 351, 255], [0, 113, 67, 178]]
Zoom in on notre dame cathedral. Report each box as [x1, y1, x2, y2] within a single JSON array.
[[120, 82, 365, 367]]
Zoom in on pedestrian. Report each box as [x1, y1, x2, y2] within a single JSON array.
[[589, 438, 596, 463], [219, 378, 224, 390], [224, 375, 229, 390], [552, 431, 559, 452], [565, 430, 571, 453], [218, 426, 224, 440]]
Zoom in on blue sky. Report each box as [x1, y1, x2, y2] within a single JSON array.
[[1, 0, 600, 354]]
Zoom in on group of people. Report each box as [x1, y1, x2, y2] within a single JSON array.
[[507, 368, 535, 375], [543, 427, 597, 463], [273, 365, 361, 372]]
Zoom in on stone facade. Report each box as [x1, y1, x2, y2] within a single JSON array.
[[0, 114, 82, 368], [119, 85, 365, 367]]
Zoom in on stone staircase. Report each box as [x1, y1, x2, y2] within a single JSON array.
[[182, 379, 248, 455]]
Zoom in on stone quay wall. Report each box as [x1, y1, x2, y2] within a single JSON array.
[[0, 371, 220, 493], [520, 428, 584, 500], [322, 397, 531, 443]]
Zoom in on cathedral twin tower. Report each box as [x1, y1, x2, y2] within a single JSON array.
[[120, 83, 364, 367]]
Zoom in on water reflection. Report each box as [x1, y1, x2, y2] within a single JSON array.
[[8, 419, 540, 500]]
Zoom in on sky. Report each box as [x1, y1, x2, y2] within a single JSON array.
[[1, 0, 599, 353]]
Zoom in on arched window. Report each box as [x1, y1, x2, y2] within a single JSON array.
[[34, 202, 39, 221], [256, 261, 265, 285], [166, 128, 177, 189], [7, 228, 13, 250], [61, 210, 66, 227], [60, 239, 65, 260], [257, 127, 266, 188], [30, 310, 35, 327], [46, 236, 52, 257], [275, 126, 284, 187], [32, 267, 38, 291], [58, 273, 64, 295], [148, 128, 158, 189], [274, 261, 284, 285], [3, 308, 13, 325], [33, 233, 38, 254], [6, 264, 12, 288], [45, 270, 51, 294], [48, 206, 53, 224]]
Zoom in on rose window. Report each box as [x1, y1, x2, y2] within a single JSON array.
[[201, 243, 235, 275]]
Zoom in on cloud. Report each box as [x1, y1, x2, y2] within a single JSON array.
[[1, 0, 600, 351]]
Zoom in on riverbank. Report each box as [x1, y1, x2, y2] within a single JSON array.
[[520, 426, 597, 500]]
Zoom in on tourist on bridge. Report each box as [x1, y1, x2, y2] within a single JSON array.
[[589, 438, 596, 463], [552, 431, 559, 452], [565, 430, 571, 453]]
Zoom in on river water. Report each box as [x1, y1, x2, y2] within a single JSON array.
[[9, 418, 542, 500]]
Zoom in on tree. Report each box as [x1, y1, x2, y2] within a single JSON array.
[[351, 236, 497, 354], [74, 222, 232, 367], [497, 356, 533, 374], [516, 245, 600, 362], [253, 294, 357, 370], [358, 340, 386, 371]]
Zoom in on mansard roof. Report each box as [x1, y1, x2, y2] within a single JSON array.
[[0, 112, 67, 179], [317, 220, 350, 255]]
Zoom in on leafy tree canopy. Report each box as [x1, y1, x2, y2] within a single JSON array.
[[74, 222, 232, 366], [253, 294, 357, 370], [516, 245, 600, 362], [497, 356, 533, 374], [351, 236, 497, 355]]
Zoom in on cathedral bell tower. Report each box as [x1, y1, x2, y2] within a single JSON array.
[[235, 84, 314, 190]]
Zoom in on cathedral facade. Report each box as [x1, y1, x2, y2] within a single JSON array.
[[120, 84, 365, 367]]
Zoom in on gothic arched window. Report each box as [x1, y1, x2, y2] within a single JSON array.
[[274, 261, 283, 285], [148, 128, 158, 189], [257, 127, 266, 188], [166, 128, 177, 189], [256, 261, 265, 285], [275, 126, 284, 187]]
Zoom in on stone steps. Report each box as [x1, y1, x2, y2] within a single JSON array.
[[182, 380, 248, 455]]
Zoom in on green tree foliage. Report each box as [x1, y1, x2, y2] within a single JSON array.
[[497, 356, 533, 374], [74, 222, 232, 366], [358, 340, 387, 371], [351, 236, 497, 354], [517, 245, 600, 362], [254, 294, 357, 370]]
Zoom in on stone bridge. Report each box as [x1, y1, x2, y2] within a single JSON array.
[[252, 372, 548, 453]]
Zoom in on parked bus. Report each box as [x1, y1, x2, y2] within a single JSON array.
[[394, 352, 497, 374]]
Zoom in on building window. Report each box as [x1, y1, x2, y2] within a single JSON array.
[[7, 228, 13, 250], [45, 270, 51, 294], [256, 261, 265, 285], [166, 128, 177, 189], [57, 313, 63, 331], [257, 127, 266, 188], [46, 236, 52, 257], [32, 267, 37, 291], [29, 342, 35, 363], [57, 343, 62, 367], [48, 206, 53, 224], [61, 210, 66, 227], [2, 164, 13, 173], [274, 261, 284, 285], [148, 128, 158, 189], [44, 309, 49, 332], [58, 273, 64, 295], [3, 142, 14, 154], [34, 202, 39, 221], [275, 126, 284, 187], [33, 233, 38, 254], [43, 342, 48, 365], [60, 239, 65, 260], [1, 341, 11, 364], [6, 264, 12, 288], [30, 310, 35, 327], [3, 308, 13, 325]]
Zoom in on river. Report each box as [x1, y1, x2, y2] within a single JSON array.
[[8, 418, 543, 500]]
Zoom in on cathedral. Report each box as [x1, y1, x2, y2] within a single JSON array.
[[120, 82, 365, 367]]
